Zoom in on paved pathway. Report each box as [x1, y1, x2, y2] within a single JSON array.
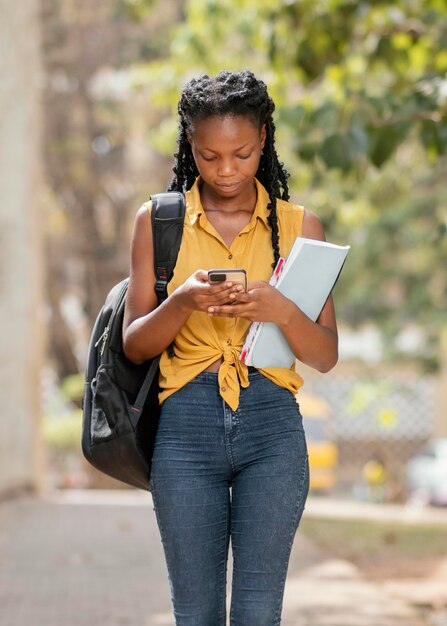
[[1, 491, 446, 626]]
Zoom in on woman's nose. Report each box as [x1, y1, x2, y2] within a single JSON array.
[[217, 159, 236, 176]]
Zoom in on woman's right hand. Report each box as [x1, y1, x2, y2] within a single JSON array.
[[174, 270, 244, 313], [123, 203, 241, 363]]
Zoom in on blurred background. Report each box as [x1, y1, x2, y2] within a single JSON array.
[[0, 0, 447, 626], [1, 1, 447, 623]]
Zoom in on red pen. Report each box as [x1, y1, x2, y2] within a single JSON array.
[[269, 257, 285, 286]]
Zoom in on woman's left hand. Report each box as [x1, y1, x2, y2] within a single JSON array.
[[207, 281, 293, 323]]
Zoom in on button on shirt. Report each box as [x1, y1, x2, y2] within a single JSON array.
[[153, 177, 305, 411]]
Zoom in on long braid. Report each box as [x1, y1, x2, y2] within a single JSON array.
[[256, 116, 290, 267], [168, 120, 198, 192], [170, 70, 290, 267]]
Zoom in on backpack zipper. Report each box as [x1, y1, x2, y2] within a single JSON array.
[[95, 326, 109, 356]]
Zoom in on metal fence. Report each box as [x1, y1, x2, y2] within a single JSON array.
[[301, 366, 437, 501]]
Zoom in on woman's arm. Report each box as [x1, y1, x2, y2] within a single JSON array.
[[207, 209, 338, 373], [275, 209, 338, 372], [122, 206, 244, 364]]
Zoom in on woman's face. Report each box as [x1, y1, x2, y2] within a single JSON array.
[[188, 115, 266, 199]]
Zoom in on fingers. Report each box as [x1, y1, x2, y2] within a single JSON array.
[[228, 291, 250, 303], [207, 288, 279, 319], [185, 271, 248, 312], [208, 289, 253, 315], [208, 298, 257, 316], [211, 289, 238, 305], [208, 304, 241, 317], [208, 282, 244, 299], [192, 282, 244, 311]]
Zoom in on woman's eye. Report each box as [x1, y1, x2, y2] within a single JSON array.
[[202, 155, 216, 162], [237, 154, 251, 160]]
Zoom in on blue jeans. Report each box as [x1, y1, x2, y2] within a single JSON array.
[[151, 370, 309, 626]]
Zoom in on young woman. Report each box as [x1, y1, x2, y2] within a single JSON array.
[[123, 69, 338, 626]]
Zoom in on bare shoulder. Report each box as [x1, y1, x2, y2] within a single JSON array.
[[302, 208, 326, 242], [131, 203, 153, 254], [123, 203, 156, 329], [134, 202, 152, 232]]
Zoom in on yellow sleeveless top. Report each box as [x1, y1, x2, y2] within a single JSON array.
[[149, 177, 305, 411]]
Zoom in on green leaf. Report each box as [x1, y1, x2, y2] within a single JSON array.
[[320, 127, 369, 171], [321, 133, 351, 170], [421, 119, 447, 156], [368, 125, 403, 168]]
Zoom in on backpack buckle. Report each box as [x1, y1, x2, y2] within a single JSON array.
[[155, 279, 167, 299], [155, 266, 168, 299]]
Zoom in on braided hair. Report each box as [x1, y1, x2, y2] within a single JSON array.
[[168, 70, 290, 268]]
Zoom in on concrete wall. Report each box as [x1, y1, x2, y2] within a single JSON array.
[[0, 0, 44, 496]]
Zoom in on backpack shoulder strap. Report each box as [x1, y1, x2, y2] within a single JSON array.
[[150, 191, 185, 304]]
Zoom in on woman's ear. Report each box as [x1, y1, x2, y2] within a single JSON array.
[[260, 124, 267, 150]]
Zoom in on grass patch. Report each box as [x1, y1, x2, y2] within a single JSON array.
[[300, 516, 447, 565]]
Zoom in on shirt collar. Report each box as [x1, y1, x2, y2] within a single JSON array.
[[186, 176, 271, 229], [253, 178, 271, 228]]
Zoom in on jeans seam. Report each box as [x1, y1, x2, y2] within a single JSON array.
[[150, 481, 177, 614], [272, 452, 310, 626], [217, 495, 230, 626]]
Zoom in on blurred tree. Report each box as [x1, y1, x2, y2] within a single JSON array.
[[132, 0, 446, 368], [149, 0, 446, 169], [40, 0, 446, 374], [40, 0, 184, 377]]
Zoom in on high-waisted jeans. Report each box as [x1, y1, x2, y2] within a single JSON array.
[[151, 370, 309, 626]]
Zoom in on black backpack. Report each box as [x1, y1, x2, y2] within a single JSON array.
[[82, 192, 185, 490]]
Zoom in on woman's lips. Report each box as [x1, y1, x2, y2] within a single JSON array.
[[216, 182, 240, 192]]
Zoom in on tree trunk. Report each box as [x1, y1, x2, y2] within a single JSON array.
[[0, 0, 45, 496]]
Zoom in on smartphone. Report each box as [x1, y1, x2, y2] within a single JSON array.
[[208, 268, 247, 290]]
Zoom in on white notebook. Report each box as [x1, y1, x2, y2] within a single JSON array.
[[240, 237, 350, 368]]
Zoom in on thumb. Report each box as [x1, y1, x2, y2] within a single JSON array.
[[195, 269, 209, 283]]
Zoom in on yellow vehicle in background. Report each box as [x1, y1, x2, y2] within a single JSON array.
[[296, 391, 338, 492]]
